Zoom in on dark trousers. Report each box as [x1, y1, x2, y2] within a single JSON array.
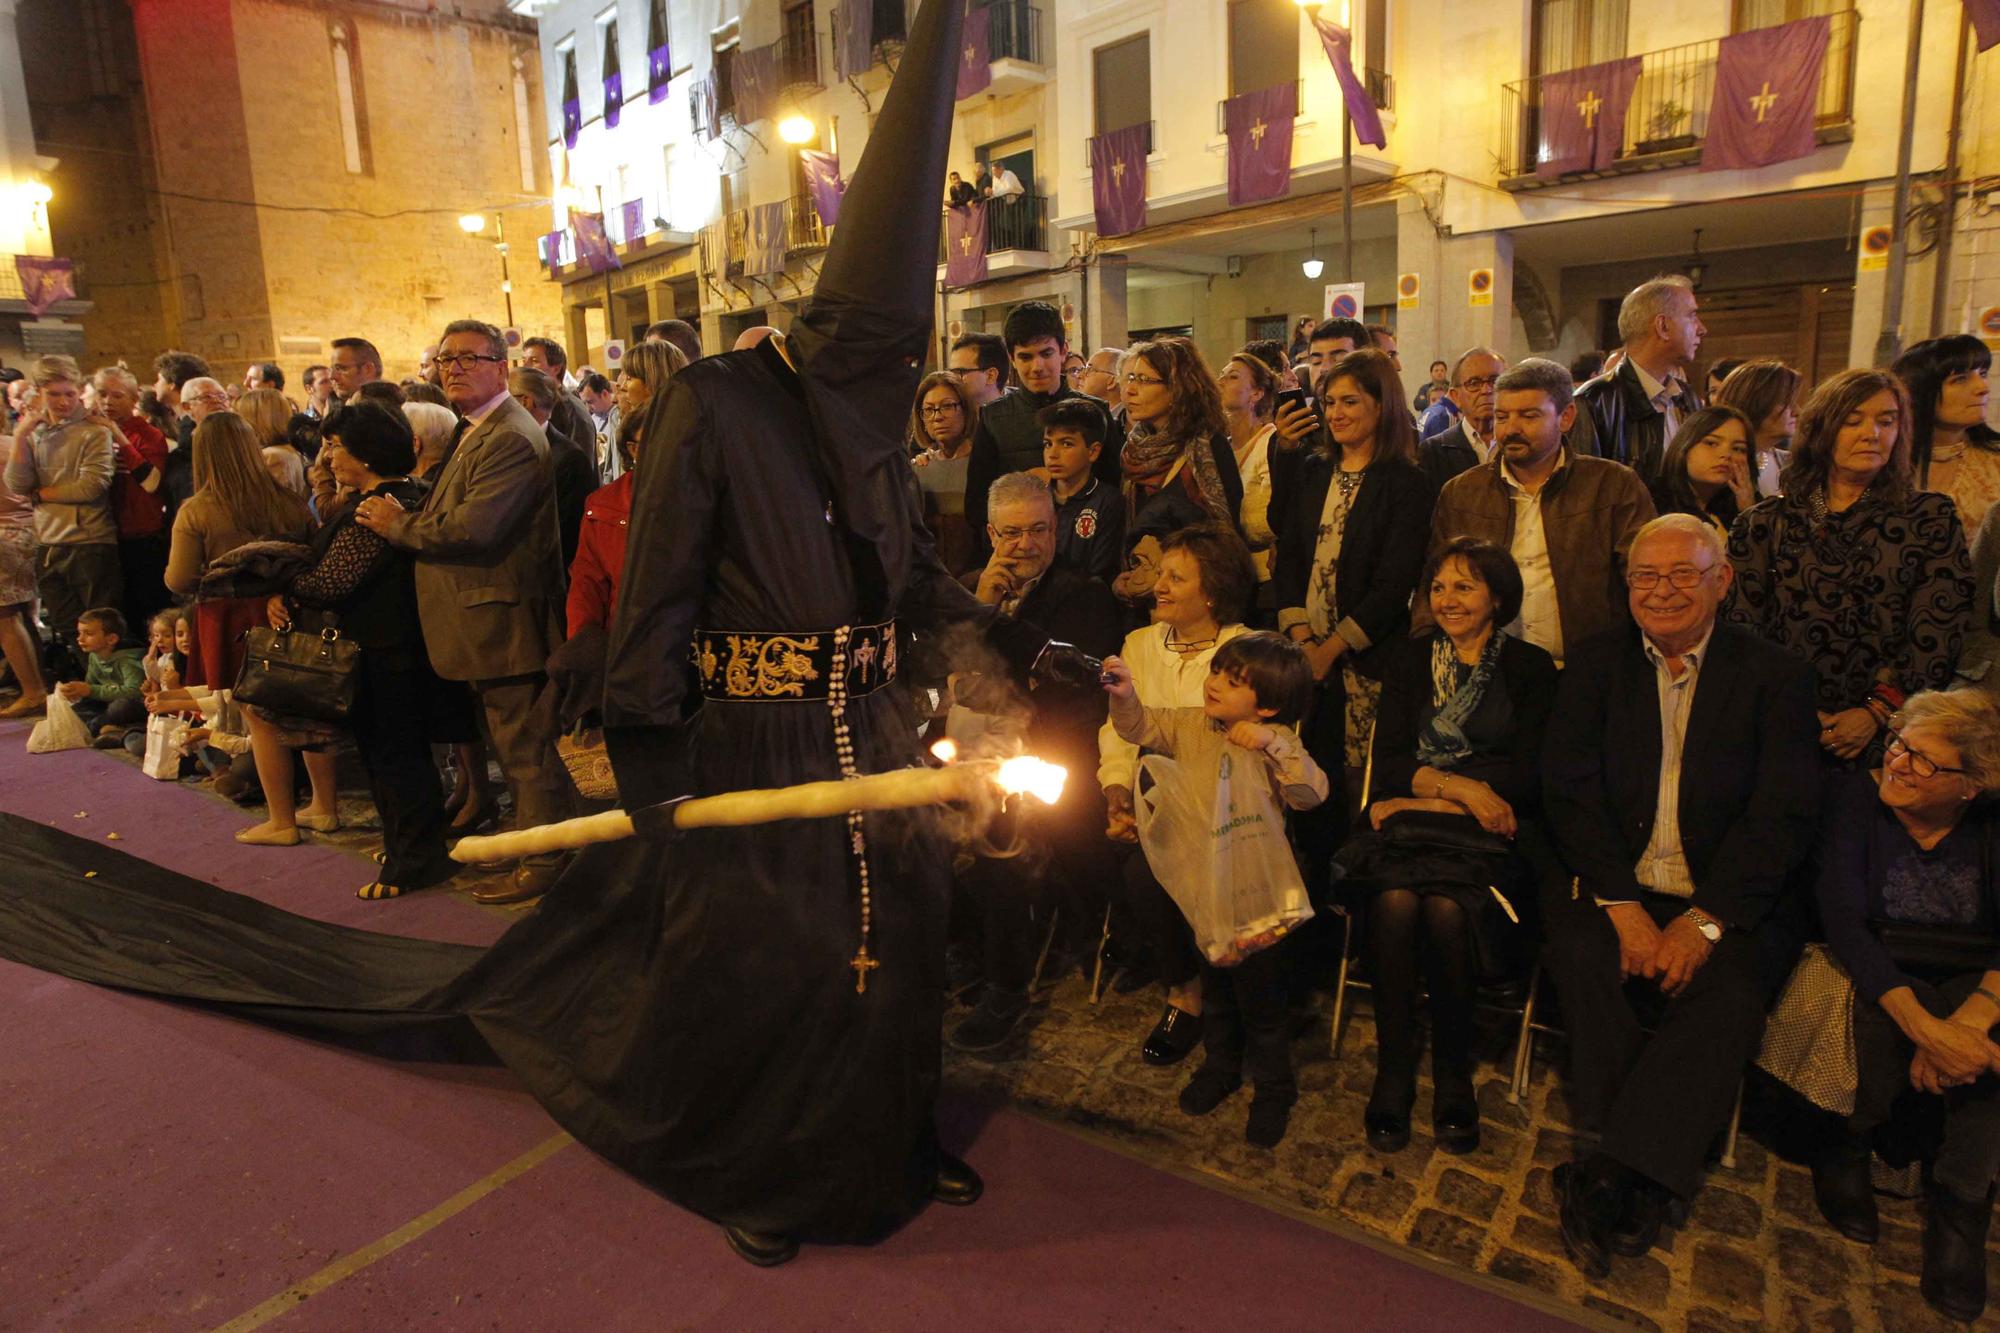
[[118, 535, 170, 636], [35, 543, 121, 645], [471, 671, 572, 863], [1292, 674, 1349, 898], [1852, 971, 2000, 1201], [72, 693, 144, 737], [354, 657, 451, 888], [1542, 893, 1767, 1199], [1117, 843, 1201, 989], [956, 796, 1117, 993], [1198, 939, 1295, 1100]]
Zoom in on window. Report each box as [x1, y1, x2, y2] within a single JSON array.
[[647, 0, 672, 96], [1732, 0, 1841, 27], [781, 0, 818, 85], [1362, 0, 1391, 108], [511, 52, 539, 191], [1228, 0, 1298, 96], [328, 19, 372, 175], [712, 31, 739, 117], [1531, 0, 1628, 76], [872, 0, 907, 47], [1093, 34, 1150, 138], [558, 38, 581, 144], [601, 14, 623, 125]]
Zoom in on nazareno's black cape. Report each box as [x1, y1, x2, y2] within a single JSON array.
[[0, 335, 1043, 1244]]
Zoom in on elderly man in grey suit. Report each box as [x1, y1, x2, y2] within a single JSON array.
[[354, 318, 573, 902]]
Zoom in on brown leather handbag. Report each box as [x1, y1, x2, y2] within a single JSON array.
[[233, 621, 361, 723]]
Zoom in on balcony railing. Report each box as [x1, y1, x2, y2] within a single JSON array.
[[1498, 9, 1857, 184], [982, 0, 1042, 64], [1084, 121, 1154, 160], [785, 193, 831, 253], [778, 24, 821, 92], [828, 4, 909, 75], [938, 192, 1050, 261]]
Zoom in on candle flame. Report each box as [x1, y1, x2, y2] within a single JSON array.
[[930, 737, 959, 764], [996, 755, 1067, 806]]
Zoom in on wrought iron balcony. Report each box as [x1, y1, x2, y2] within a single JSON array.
[[785, 194, 831, 253], [1214, 79, 1304, 135], [984, 0, 1043, 65], [1498, 9, 1857, 187], [777, 24, 820, 92], [1083, 121, 1154, 160], [937, 192, 1050, 264]]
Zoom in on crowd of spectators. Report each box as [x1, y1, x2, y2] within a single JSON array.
[[3, 280, 1999, 1320]]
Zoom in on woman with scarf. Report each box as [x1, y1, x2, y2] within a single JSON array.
[[1347, 538, 1558, 1154], [1112, 337, 1243, 621]]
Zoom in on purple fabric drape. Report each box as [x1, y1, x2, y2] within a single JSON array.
[[956, 5, 992, 100], [802, 150, 847, 227], [945, 200, 988, 286], [1702, 16, 1831, 172], [1224, 82, 1297, 205], [745, 200, 787, 276], [573, 212, 620, 274], [1311, 15, 1385, 149], [1536, 57, 1641, 178], [1089, 123, 1148, 238], [15, 257, 74, 318]]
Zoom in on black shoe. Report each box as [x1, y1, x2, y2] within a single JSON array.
[[1177, 1065, 1242, 1116], [723, 1226, 799, 1267], [945, 944, 982, 996], [1922, 1181, 1993, 1323], [931, 1152, 983, 1207], [1141, 1004, 1203, 1065], [1609, 1180, 1673, 1258], [1245, 1089, 1295, 1148], [1364, 1108, 1411, 1154], [1432, 1072, 1480, 1155], [1811, 1132, 1880, 1243], [91, 726, 129, 750], [948, 989, 1028, 1053], [1554, 1159, 1621, 1281]]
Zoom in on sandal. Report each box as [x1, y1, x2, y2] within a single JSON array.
[[449, 800, 499, 834]]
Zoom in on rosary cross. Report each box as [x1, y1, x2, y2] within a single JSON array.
[[851, 946, 881, 993]]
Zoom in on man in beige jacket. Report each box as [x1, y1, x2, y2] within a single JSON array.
[[356, 319, 572, 902], [2, 355, 119, 653]]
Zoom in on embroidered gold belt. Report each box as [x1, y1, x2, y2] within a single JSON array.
[[690, 619, 898, 702]]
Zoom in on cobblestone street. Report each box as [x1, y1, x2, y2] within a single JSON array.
[[943, 969, 2000, 1332]]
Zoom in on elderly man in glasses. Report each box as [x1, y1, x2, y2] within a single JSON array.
[[355, 319, 572, 906], [1539, 512, 1822, 1281]]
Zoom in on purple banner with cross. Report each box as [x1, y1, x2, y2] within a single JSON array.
[[956, 4, 992, 101], [620, 198, 647, 245], [648, 43, 672, 102], [801, 149, 846, 228], [15, 257, 75, 318], [745, 201, 787, 276], [1089, 123, 1148, 238], [1225, 82, 1297, 206], [1701, 15, 1831, 172], [1536, 56, 1641, 179], [573, 211, 620, 274], [603, 71, 623, 129], [945, 200, 988, 286], [734, 42, 780, 125]]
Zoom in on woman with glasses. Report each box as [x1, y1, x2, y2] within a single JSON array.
[[1062, 349, 1086, 389], [1794, 690, 2000, 1322], [908, 370, 980, 575], [1726, 369, 1972, 766], [1650, 406, 1758, 539], [1112, 337, 1243, 619]]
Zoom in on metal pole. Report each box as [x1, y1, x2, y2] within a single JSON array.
[[496, 212, 516, 329], [1873, 0, 1926, 367], [1928, 9, 1972, 339], [1342, 107, 1354, 283]]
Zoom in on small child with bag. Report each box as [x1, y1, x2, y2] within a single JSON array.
[[56, 608, 146, 748], [1101, 630, 1326, 1147]]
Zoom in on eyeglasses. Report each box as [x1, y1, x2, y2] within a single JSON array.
[[991, 522, 1053, 542], [1121, 373, 1167, 388], [1455, 375, 1501, 392], [1625, 565, 1714, 591], [1886, 731, 1967, 780], [1064, 366, 1088, 381], [920, 402, 963, 416], [433, 352, 506, 371]]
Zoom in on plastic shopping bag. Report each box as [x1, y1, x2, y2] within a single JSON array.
[[26, 692, 90, 753], [142, 713, 190, 780], [1135, 749, 1313, 965]]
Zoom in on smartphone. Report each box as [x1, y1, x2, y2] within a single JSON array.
[[1276, 387, 1311, 415]]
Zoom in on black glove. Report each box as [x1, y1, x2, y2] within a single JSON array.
[[628, 796, 691, 843], [1032, 640, 1105, 691]]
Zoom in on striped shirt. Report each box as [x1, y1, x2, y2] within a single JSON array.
[[1632, 627, 1713, 899]]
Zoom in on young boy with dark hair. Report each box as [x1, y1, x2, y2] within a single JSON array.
[[1038, 399, 1125, 587], [58, 607, 146, 746], [1101, 630, 1325, 1147]]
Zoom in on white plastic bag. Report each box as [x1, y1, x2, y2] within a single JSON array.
[[26, 692, 90, 753], [142, 714, 189, 780], [1135, 749, 1314, 965]]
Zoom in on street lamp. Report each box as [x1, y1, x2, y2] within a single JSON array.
[[459, 211, 515, 327], [778, 114, 816, 145], [1302, 227, 1324, 280]]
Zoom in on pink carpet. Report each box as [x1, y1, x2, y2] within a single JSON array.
[[0, 722, 1582, 1331]]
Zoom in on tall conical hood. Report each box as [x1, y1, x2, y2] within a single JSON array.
[[805, 0, 963, 321], [781, 0, 966, 619]]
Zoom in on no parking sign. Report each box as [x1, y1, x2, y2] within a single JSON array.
[[1322, 283, 1365, 320], [604, 339, 627, 367], [1979, 306, 2000, 353]]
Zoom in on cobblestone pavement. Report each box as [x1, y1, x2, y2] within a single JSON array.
[[941, 968, 2000, 1333]]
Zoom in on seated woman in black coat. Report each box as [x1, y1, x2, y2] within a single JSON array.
[[251, 400, 475, 900], [1347, 537, 1558, 1155], [1812, 689, 2000, 1322]]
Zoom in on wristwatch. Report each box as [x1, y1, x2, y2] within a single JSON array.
[[1683, 907, 1722, 943]]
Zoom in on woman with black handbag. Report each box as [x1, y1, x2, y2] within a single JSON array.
[[238, 401, 471, 901], [1340, 538, 1558, 1155], [1808, 689, 2000, 1322]]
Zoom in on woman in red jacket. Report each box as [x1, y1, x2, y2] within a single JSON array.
[[567, 403, 650, 637]]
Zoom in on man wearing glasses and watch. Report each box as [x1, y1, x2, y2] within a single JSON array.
[[1540, 513, 1823, 1280]]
